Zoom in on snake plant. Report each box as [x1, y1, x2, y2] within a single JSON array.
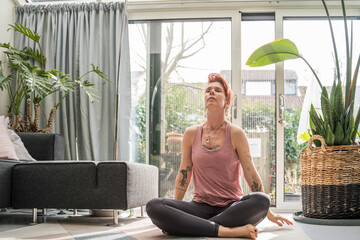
[[0, 23, 108, 133], [245, 0, 360, 146]]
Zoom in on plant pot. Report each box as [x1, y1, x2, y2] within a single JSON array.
[[166, 131, 183, 153], [300, 135, 360, 219]]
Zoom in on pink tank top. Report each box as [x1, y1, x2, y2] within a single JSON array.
[[192, 122, 244, 206]]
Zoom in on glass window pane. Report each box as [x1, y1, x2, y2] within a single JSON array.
[[241, 19, 276, 205], [129, 19, 231, 200], [283, 18, 360, 202], [246, 81, 271, 96], [129, 23, 147, 164]]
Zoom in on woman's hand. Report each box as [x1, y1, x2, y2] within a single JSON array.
[[267, 210, 293, 227]]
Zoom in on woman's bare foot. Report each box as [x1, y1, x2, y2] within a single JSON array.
[[218, 224, 258, 239]]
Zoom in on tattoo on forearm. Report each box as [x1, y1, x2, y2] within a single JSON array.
[[179, 166, 191, 187], [251, 181, 262, 192], [176, 187, 186, 192]]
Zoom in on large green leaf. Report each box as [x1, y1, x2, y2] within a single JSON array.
[[325, 124, 335, 146], [78, 80, 100, 103], [48, 70, 73, 93], [245, 39, 300, 67], [0, 72, 12, 91], [330, 80, 336, 106], [90, 64, 109, 84], [334, 122, 344, 145], [350, 55, 360, 113], [0, 61, 12, 91], [0, 43, 11, 49], [333, 83, 344, 123], [321, 87, 333, 131], [22, 47, 46, 65], [9, 23, 40, 43], [8, 53, 30, 68], [341, 106, 354, 144], [21, 64, 51, 95], [343, 105, 352, 132], [351, 105, 360, 142], [310, 104, 325, 136], [309, 116, 317, 135], [339, 0, 352, 111]]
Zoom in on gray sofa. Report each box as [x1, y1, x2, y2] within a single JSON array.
[[0, 133, 159, 224]]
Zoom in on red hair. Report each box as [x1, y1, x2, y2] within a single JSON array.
[[208, 73, 233, 107]]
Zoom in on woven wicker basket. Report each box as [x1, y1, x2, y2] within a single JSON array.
[[300, 135, 360, 219]]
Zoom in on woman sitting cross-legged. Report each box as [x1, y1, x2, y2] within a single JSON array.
[[146, 73, 292, 239]]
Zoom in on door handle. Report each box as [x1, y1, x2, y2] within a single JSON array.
[[278, 94, 286, 126], [233, 94, 237, 119]]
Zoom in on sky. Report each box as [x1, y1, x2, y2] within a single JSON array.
[[129, 18, 360, 105]]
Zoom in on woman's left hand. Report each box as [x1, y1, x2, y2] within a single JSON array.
[[267, 210, 293, 227]]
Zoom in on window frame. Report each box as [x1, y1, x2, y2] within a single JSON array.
[[128, 6, 360, 211]]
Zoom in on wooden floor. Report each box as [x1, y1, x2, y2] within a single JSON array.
[[0, 209, 359, 240]]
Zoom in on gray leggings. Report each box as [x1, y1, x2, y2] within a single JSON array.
[[146, 192, 270, 237]]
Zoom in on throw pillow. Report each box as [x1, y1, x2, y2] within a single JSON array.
[[7, 129, 36, 161], [0, 115, 19, 160]]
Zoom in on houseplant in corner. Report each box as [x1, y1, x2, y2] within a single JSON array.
[[245, 0, 360, 219], [0, 23, 108, 133]]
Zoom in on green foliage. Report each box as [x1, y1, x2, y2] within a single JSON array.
[[285, 108, 307, 161], [133, 85, 204, 163], [245, 0, 360, 146], [9, 23, 41, 42], [245, 39, 300, 67], [165, 86, 204, 134], [242, 99, 305, 163], [241, 99, 304, 194], [134, 97, 146, 163], [0, 61, 12, 91], [241, 99, 277, 194], [0, 23, 108, 132], [241, 99, 276, 133], [299, 131, 311, 142]]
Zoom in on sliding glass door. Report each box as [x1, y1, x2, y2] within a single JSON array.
[[240, 14, 277, 205], [129, 18, 231, 200], [128, 9, 360, 210], [129, 12, 286, 208], [282, 16, 360, 205]]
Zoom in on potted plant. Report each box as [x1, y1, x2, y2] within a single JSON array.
[[166, 130, 183, 153], [245, 0, 360, 218], [0, 23, 108, 133]]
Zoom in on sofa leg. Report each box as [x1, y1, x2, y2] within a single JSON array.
[[113, 209, 119, 225], [141, 206, 145, 217], [106, 210, 123, 227], [32, 208, 38, 224], [136, 206, 147, 218]]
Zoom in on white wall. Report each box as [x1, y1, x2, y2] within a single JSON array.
[[0, 0, 15, 116]]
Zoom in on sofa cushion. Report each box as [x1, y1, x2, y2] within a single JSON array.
[[7, 129, 36, 161], [15, 133, 64, 160], [12, 161, 98, 209], [0, 160, 19, 208], [0, 116, 18, 161], [12, 161, 159, 210]]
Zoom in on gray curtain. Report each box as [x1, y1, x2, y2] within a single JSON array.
[[14, 2, 131, 161]]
